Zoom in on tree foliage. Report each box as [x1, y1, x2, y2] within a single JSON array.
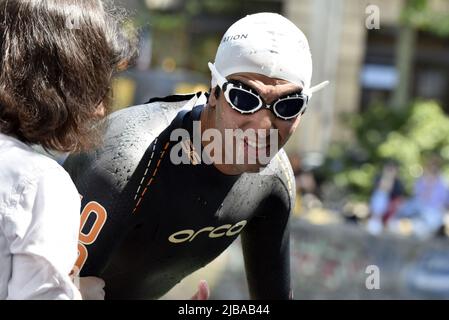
[[317, 101, 449, 201], [402, 0, 449, 37]]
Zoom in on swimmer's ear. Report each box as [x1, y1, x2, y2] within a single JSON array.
[[208, 86, 220, 108], [214, 86, 221, 99]]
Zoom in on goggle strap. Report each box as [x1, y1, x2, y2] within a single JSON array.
[[305, 80, 330, 96], [208, 62, 227, 88]]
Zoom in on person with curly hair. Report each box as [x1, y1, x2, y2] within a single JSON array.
[[0, 0, 136, 299]]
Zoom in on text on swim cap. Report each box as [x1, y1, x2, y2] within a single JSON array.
[[222, 34, 248, 43]]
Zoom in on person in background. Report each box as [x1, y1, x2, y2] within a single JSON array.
[[289, 153, 321, 217], [366, 159, 405, 235], [388, 155, 448, 239], [0, 0, 136, 299]]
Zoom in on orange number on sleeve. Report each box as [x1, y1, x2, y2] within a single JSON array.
[[74, 201, 108, 271]]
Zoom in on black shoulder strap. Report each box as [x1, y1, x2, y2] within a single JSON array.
[[146, 91, 202, 104], [171, 104, 204, 130], [171, 109, 190, 129]]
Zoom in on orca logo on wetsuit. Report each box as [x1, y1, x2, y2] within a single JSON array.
[[168, 220, 247, 244]]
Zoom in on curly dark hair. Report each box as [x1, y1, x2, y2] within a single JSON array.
[[0, 0, 138, 152]]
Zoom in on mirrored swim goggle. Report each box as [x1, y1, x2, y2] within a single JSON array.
[[209, 62, 329, 120]]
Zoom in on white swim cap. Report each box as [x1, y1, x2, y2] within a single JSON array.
[[210, 12, 313, 89]]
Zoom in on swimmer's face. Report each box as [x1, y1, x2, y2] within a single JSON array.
[[208, 72, 303, 174]]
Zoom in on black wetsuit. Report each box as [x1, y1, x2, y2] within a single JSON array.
[[64, 93, 295, 299]]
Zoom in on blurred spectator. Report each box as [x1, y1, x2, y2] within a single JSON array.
[[388, 155, 448, 239], [289, 153, 322, 217], [366, 159, 405, 235]]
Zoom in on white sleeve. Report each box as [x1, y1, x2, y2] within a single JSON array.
[[3, 167, 82, 300]]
